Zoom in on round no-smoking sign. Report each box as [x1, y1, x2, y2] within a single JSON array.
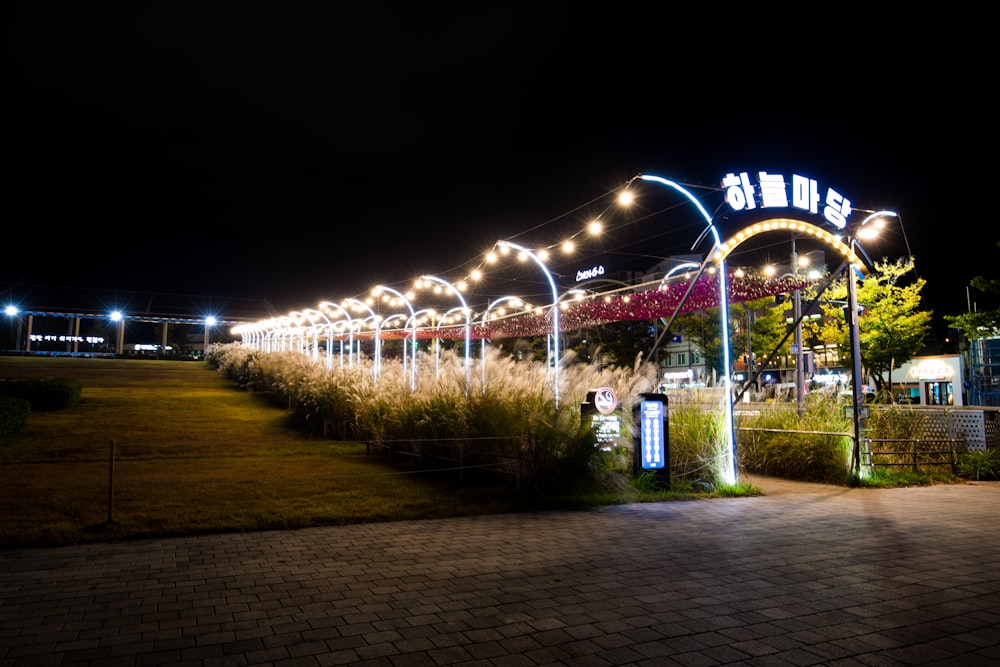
[[594, 387, 618, 414]]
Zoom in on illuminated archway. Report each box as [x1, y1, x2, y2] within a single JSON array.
[[709, 218, 870, 275]]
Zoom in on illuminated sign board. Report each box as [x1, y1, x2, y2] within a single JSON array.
[[592, 414, 621, 445], [908, 360, 956, 381], [29, 334, 106, 344], [575, 265, 606, 282], [639, 399, 665, 470], [722, 171, 852, 229]]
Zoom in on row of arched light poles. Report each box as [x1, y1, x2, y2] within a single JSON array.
[[231, 173, 895, 485], [231, 174, 734, 475]]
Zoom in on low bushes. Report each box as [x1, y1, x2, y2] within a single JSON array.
[[206, 343, 719, 495], [0, 377, 82, 411], [737, 399, 857, 484], [0, 394, 31, 440]]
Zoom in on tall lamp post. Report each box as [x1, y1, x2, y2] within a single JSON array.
[[374, 286, 417, 391], [343, 297, 378, 367], [374, 313, 407, 383], [435, 306, 468, 380], [319, 301, 356, 369], [302, 309, 331, 366], [633, 173, 737, 485], [110, 310, 125, 356], [845, 209, 898, 476], [493, 240, 561, 407], [420, 274, 472, 393], [480, 296, 525, 392], [203, 316, 217, 354], [5, 305, 22, 352], [404, 307, 437, 389]]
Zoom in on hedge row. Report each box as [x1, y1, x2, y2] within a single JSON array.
[[0, 395, 30, 440], [0, 377, 82, 411]]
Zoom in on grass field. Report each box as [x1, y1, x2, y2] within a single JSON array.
[[0, 356, 537, 549]]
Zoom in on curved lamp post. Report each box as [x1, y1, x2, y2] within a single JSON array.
[[658, 261, 701, 290], [404, 307, 437, 388], [319, 301, 356, 369], [434, 305, 469, 380], [494, 240, 561, 407], [288, 311, 312, 356], [374, 286, 417, 391], [342, 297, 378, 367], [357, 313, 382, 377], [635, 173, 736, 485], [479, 295, 524, 392], [302, 308, 330, 365], [374, 312, 407, 383], [420, 274, 472, 393]]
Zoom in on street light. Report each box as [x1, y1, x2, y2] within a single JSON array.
[[374, 312, 407, 383], [357, 313, 383, 377], [342, 297, 378, 367], [373, 285, 417, 391], [845, 209, 898, 476], [110, 310, 125, 356], [658, 262, 701, 290], [203, 315, 217, 353], [630, 173, 737, 485], [5, 305, 21, 352], [302, 309, 331, 366], [419, 274, 472, 393], [318, 301, 355, 369], [404, 307, 437, 388], [434, 306, 467, 380], [479, 295, 524, 391], [491, 240, 562, 407]]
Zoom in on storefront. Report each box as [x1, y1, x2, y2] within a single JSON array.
[[883, 355, 964, 406]]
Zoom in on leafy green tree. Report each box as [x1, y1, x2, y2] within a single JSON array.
[[667, 307, 738, 380], [817, 257, 931, 394], [590, 320, 657, 369], [944, 242, 1000, 338], [733, 296, 797, 373]]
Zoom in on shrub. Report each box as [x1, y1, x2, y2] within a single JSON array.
[[0, 394, 31, 440], [736, 397, 853, 483], [207, 343, 667, 496], [956, 449, 1000, 481], [0, 377, 82, 411]]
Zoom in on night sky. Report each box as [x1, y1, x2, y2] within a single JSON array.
[[3, 8, 987, 336]]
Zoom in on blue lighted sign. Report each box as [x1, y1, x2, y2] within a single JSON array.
[[722, 171, 853, 229], [639, 399, 665, 470]]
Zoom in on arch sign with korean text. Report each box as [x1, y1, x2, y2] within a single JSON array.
[[710, 170, 869, 273]]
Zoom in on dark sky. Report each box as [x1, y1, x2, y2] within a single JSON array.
[[3, 8, 986, 335]]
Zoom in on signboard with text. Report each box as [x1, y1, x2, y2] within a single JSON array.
[[722, 171, 853, 230]]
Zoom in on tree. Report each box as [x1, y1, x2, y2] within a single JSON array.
[[818, 257, 932, 394], [944, 242, 1000, 338]]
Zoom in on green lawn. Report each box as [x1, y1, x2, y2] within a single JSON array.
[[0, 356, 530, 548]]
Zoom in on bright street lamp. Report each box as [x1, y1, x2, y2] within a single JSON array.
[[5, 305, 21, 352], [318, 301, 356, 369], [374, 312, 407, 383], [493, 240, 561, 407], [342, 298, 378, 367], [110, 310, 125, 355], [434, 305, 469, 380], [374, 285, 417, 391], [632, 173, 737, 485], [302, 309, 330, 366], [479, 296, 524, 391], [419, 274, 472, 393], [404, 307, 437, 388]]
